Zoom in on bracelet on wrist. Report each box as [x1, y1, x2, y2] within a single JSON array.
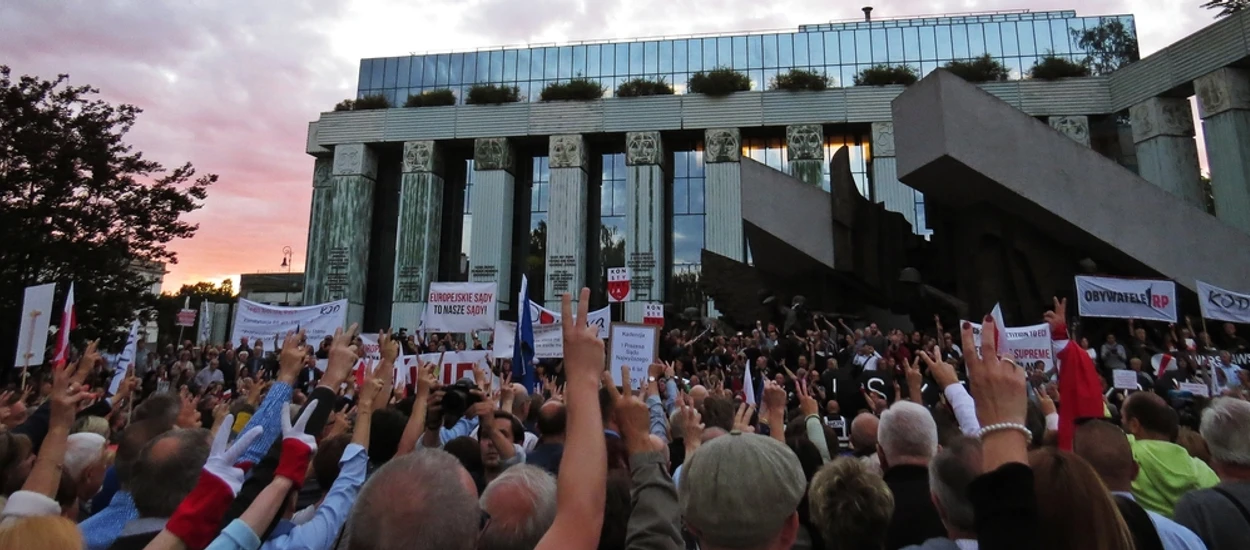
[[977, 422, 1032, 442]]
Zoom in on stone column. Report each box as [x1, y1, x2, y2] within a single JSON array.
[[302, 157, 334, 306], [1048, 116, 1091, 147], [786, 124, 825, 187], [1196, 68, 1250, 232], [392, 141, 444, 332], [1129, 97, 1204, 209], [623, 131, 665, 323], [870, 122, 922, 232], [704, 128, 744, 318], [324, 143, 378, 326], [470, 138, 516, 310], [544, 135, 590, 308]]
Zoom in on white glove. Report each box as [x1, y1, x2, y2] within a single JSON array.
[[282, 399, 319, 453], [202, 415, 264, 495]]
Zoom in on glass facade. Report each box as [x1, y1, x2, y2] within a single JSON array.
[[357, 10, 1135, 104], [600, 153, 627, 293], [741, 135, 871, 195]]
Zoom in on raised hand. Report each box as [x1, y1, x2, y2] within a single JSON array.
[[1043, 297, 1068, 337], [762, 380, 786, 411], [73, 340, 101, 385], [562, 288, 605, 386], [276, 402, 319, 488], [613, 396, 652, 454], [963, 315, 1028, 470], [278, 330, 308, 382], [920, 346, 959, 390], [205, 419, 265, 494], [378, 331, 400, 364], [797, 382, 819, 417], [733, 402, 757, 433], [322, 324, 360, 390], [417, 361, 438, 397]]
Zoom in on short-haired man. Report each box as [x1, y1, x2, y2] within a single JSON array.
[[345, 450, 480, 550], [110, 428, 211, 549], [878, 401, 945, 549], [80, 419, 173, 550], [479, 464, 558, 550], [64, 432, 108, 518], [1175, 398, 1250, 550], [1121, 392, 1218, 516], [528, 401, 566, 475], [902, 436, 983, 550]]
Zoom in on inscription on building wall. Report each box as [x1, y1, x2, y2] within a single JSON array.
[[326, 247, 349, 298], [626, 252, 656, 299], [395, 265, 424, 302], [547, 255, 577, 295], [470, 265, 499, 282]]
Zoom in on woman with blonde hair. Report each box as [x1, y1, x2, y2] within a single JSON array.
[[1029, 447, 1134, 550], [0, 515, 82, 550]]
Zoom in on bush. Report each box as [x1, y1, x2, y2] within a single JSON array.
[[853, 64, 919, 86], [540, 78, 606, 101], [334, 94, 391, 111], [404, 89, 456, 108], [615, 77, 675, 97], [466, 84, 521, 105], [1028, 54, 1091, 80], [770, 68, 831, 91], [943, 54, 1011, 83], [688, 67, 752, 96]]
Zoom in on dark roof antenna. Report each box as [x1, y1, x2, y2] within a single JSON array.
[[863, 6, 873, 22]]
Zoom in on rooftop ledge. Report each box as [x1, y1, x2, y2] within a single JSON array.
[[308, 76, 1112, 154]]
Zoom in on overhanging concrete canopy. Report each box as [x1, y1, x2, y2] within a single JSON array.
[[891, 70, 1250, 293]]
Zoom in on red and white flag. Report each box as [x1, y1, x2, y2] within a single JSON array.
[[989, 303, 1008, 352], [1152, 353, 1176, 379], [52, 283, 76, 366]]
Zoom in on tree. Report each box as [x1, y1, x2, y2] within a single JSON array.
[[1202, 0, 1250, 18], [1071, 18, 1141, 75], [853, 64, 919, 86], [598, 224, 625, 292], [0, 67, 213, 364], [943, 54, 1011, 83], [527, 221, 547, 303], [154, 280, 235, 346]]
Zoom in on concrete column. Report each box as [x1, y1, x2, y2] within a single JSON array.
[[470, 138, 516, 310], [545, 135, 589, 308], [1196, 68, 1250, 233], [870, 122, 922, 232], [302, 157, 334, 306], [324, 143, 378, 326], [392, 141, 444, 331], [786, 124, 825, 187], [623, 131, 666, 324], [1129, 97, 1204, 209], [1048, 116, 1092, 147], [704, 128, 743, 318]]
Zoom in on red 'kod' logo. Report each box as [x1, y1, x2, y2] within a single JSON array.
[[607, 268, 631, 303]]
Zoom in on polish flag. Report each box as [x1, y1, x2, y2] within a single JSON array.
[[1152, 354, 1176, 379], [989, 303, 1008, 353], [52, 283, 76, 366]]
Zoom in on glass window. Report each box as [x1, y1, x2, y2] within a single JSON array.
[[1033, 20, 1052, 52], [1018, 21, 1035, 55], [808, 33, 824, 66], [731, 36, 746, 69], [408, 57, 424, 87], [901, 27, 920, 61], [703, 38, 717, 68], [951, 25, 969, 58], [718, 37, 732, 68], [764, 34, 779, 67], [885, 28, 903, 62], [673, 177, 689, 215], [587, 45, 601, 76], [383, 57, 398, 88], [779, 34, 794, 67], [855, 30, 871, 63], [747, 35, 763, 68], [793, 33, 808, 67], [659, 41, 673, 73], [841, 65, 857, 87], [359, 59, 375, 90], [528, 49, 543, 79], [569, 46, 585, 77], [502, 50, 517, 82], [423, 56, 437, 86], [617, 43, 631, 76], [841, 31, 856, 65], [984, 23, 1003, 56], [558, 46, 572, 78], [545, 47, 559, 79], [435, 54, 450, 86], [968, 24, 985, 55], [935, 26, 952, 60], [823, 31, 839, 65], [917, 27, 936, 60], [461, 54, 476, 85], [449, 53, 463, 86], [486, 51, 501, 81], [672, 216, 704, 266], [644, 41, 658, 74], [870, 29, 887, 62], [1000, 22, 1018, 56], [600, 44, 615, 76], [1052, 20, 1071, 54], [625, 42, 640, 74], [674, 40, 687, 73], [396, 57, 411, 89]]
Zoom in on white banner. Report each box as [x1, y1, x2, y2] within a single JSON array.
[[1198, 280, 1250, 324], [15, 283, 55, 367], [355, 338, 493, 388], [526, 303, 610, 339], [109, 320, 141, 395], [229, 299, 347, 347], [1075, 276, 1177, 323], [197, 301, 213, 344], [422, 282, 498, 333], [964, 321, 1054, 372]]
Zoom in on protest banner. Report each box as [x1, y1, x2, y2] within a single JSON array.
[[643, 303, 664, 326], [14, 283, 55, 368], [526, 302, 610, 339], [176, 309, 197, 327], [1113, 370, 1139, 391], [609, 323, 659, 390], [1075, 276, 1177, 323], [964, 321, 1054, 372], [230, 299, 347, 346], [494, 303, 611, 359], [108, 320, 141, 395], [1197, 280, 1250, 324], [607, 268, 631, 303], [422, 282, 498, 333]]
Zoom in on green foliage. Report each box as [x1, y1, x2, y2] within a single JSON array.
[[540, 78, 606, 101], [333, 94, 393, 111], [1071, 18, 1140, 75], [943, 54, 1011, 83], [154, 280, 235, 344], [404, 89, 456, 108], [688, 67, 752, 96], [466, 84, 521, 105], [615, 77, 676, 97], [769, 69, 831, 91], [333, 99, 354, 111], [853, 64, 919, 86], [0, 66, 213, 354], [1028, 54, 1091, 80], [1203, 0, 1250, 18]]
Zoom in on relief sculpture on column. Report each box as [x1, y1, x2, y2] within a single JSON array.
[[871, 122, 895, 157], [1048, 116, 1090, 147], [786, 124, 824, 161], [549, 135, 587, 169], [626, 131, 663, 166], [403, 141, 440, 174], [474, 137, 515, 172], [704, 128, 741, 163]]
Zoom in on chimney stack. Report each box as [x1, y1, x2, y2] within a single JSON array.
[[863, 6, 873, 22]]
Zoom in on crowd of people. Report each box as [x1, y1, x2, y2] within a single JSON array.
[[1, 288, 1249, 550]]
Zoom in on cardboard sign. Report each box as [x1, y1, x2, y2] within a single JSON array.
[[176, 309, 197, 327], [422, 282, 498, 333], [1178, 382, 1210, 397], [1076, 276, 1177, 323], [643, 303, 664, 326], [607, 268, 631, 303], [1113, 370, 1140, 391], [964, 321, 1054, 372], [15, 283, 55, 367], [609, 323, 659, 390]]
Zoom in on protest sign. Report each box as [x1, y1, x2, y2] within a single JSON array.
[[526, 302, 610, 339], [494, 303, 610, 359], [1075, 276, 1177, 323], [607, 268, 631, 303], [643, 303, 664, 326], [1178, 382, 1210, 397], [15, 283, 55, 368], [964, 321, 1054, 372], [1198, 280, 1250, 324], [176, 309, 196, 327], [422, 282, 498, 333], [230, 299, 347, 346], [1113, 370, 1139, 391], [609, 323, 659, 390]]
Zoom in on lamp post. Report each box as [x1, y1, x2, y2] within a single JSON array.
[[281, 246, 292, 305]]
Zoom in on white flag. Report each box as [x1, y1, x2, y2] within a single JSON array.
[[109, 320, 140, 395], [743, 360, 756, 406]]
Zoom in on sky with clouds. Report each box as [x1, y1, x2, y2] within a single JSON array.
[[0, 0, 1214, 291]]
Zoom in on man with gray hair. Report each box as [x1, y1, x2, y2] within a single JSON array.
[[345, 449, 480, 550], [878, 400, 945, 550], [903, 436, 982, 550], [110, 428, 212, 549], [1175, 398, 1250, 550], [479, 464, 558, 550]]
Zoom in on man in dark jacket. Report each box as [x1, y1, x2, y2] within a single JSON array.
[[878, 401, 947, 550]]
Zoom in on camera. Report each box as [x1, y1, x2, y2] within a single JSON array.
[[441, 379, 483, 418]]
